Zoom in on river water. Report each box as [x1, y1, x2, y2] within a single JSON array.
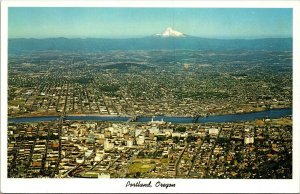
[[8, 108, 292, 124]]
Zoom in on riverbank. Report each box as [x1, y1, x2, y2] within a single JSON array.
[[8, 108, 292, 124]]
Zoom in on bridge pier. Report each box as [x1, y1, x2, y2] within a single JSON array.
[[126, 115, 139, 123]]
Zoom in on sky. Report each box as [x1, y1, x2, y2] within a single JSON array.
[[8, 8, 292, 39]]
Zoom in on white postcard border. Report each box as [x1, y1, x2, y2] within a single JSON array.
[[1, 1, 300, 193]]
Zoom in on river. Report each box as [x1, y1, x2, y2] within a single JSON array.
[[8, 108, 292, 124]]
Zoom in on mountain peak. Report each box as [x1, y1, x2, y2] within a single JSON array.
[[155, 27, 185, 37]]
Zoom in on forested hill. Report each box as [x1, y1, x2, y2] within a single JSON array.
[[8, 36, 292, 53]]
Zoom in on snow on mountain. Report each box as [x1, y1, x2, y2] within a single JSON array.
[[155, 27, 185, 37]]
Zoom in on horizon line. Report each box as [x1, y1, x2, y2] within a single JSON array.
[[8, 35, 293, 40]]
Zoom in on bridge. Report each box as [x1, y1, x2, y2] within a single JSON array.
[[126, 115, 140, 123], [192, 115, 200, 123]]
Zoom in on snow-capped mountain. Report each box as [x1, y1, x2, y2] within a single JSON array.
[[155, 27, 185, 37]]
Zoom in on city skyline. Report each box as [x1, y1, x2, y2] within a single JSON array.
[[8, 8, 292, 39]]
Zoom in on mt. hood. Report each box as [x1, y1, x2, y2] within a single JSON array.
[[155, 27, 185, 37], [8, 27, 292, 53]]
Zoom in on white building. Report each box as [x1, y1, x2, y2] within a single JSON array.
[[127, 139, 134, 147], [136, 135, 145, 145], [135, 128, 143, 137], [86, 123, 97, 129], [104, 139, 114, 150], [244, 137, 254, 144], [85, 149, 93, 158], [76, 157, 84, 164], [95, 152, 104, 161], [209, 128, 219, 135], [149, 126, 159, 135], [122, 127, 129, 134], [172, 132, 181, 137], [163, 128, 173, 134]]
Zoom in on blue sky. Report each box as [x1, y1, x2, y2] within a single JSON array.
[[8, 8, 292, 39]]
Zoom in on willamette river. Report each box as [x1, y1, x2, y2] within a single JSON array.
[[8, 108, 292, 124]]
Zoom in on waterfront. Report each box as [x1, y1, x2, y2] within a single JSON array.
[[8, 115, 292, 179]]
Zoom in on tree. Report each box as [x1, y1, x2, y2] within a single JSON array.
[[175, 126, 186, 132], [172, 136, 179, 144]]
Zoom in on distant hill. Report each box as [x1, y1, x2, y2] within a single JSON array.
[[8, 36, 292, 53]]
